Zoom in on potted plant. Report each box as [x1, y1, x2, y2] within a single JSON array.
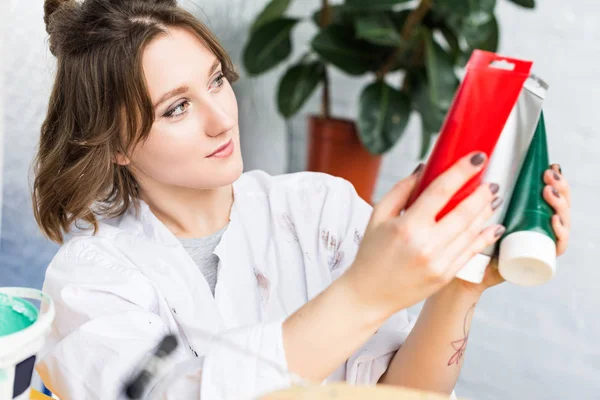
[[242, 0, 536, 203]]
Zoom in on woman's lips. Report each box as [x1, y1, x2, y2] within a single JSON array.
[[207, 139, 234, 158]]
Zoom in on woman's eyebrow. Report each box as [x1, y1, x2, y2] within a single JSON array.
[[209, 59, 221, 75], [153, 61, 221, 109], [153, 86, 189, 109]]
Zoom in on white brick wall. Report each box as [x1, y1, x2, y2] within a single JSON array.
[[1, 0, 598, 398]]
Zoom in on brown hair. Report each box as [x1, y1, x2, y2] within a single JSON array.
[[33, 0, 239, 244]]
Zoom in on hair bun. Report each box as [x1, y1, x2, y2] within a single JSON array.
[[43, 0, 72, 34]]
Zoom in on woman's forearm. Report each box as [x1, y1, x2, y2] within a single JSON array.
[[282, 274, 390, 382], [379, 281, 482, 394]]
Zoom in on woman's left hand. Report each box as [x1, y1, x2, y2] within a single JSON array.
[[457, 163, 571, 294]]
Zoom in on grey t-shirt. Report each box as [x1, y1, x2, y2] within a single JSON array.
[[178, 224, 228, 297]]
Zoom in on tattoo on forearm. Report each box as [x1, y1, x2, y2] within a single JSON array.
[[448, 303, 476, 366]]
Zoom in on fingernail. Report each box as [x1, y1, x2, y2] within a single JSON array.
[[470, 152, 486, 166], [495, 226, 506, 238], [551, 163, 562, 175], [552, 170, 561, 181], [559, 216, 564, 226], [552, 187, 560, 198], [491, 196, 504, 211], [412, 163, 425, 175], [489, 183, 500, 195]]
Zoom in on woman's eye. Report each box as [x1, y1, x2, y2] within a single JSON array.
[[164, 100, 190, 118], [210, 73, 225, 90]]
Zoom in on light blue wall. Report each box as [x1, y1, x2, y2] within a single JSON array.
[[1, 0, 599, 398]]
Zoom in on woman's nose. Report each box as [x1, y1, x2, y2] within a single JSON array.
[[202, 98, 235, 137]]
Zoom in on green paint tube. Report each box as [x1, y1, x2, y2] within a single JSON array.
[[498, 112, 557, 286]]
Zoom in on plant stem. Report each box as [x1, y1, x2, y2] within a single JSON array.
[[320, 0, 331, 119], [377, 0, 432, 79]]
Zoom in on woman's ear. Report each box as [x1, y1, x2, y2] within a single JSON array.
[[114, 153, 131, 166]]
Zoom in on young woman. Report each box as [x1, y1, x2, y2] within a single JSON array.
[[33, 0, 572, 399]]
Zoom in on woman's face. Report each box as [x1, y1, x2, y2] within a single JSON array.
[[124, 26, 243, 191]]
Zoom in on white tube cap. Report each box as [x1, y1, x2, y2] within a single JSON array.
[[456, 253, 491, 284], [499, 231, 556, 286]]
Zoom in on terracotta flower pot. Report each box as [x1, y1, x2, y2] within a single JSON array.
[[307, 116, 382, 204]]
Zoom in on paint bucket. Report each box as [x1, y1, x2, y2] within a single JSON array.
[[0, 288, 55, 400]]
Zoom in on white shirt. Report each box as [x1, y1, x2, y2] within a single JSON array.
[[36, 170, 418, 400]]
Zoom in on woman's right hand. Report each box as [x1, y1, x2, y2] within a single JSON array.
[[342, 152, 505, 318]]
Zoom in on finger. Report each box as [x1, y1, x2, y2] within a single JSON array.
[[434, 181, 500, 250], [552, 214, 569, 256], [444, 224, 506, 280], [544, 167, 570, 206], [543, 184, 571, 229], [369, 165, 422, 231], [550, 163, 562, 175], [408, 152, 487, 219]]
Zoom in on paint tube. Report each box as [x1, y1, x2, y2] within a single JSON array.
[[456, 75, 548, 284], [497, 112, 557, 286], [407, 50, 533, 218]]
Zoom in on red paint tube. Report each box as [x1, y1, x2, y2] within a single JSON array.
[[407, 50, 533, 220]]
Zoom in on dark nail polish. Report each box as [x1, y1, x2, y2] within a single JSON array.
[[491, 197, 504, 211], [470, 152, 486, 166], [489, 183, 500, 195], [551, 163, 562, 175], [552, 188, 560, 198], [495, 226, 506, 238], [412, 163, 424, 175], [552, 171, 561, 181]]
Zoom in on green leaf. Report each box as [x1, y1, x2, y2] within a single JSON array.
[[382, 10, 422, 72], [357, 81, 411, 154], [277, 61, 325, 118], [432, 0, 471, 17], [355, 14, 402, 46], [439, 24, 460, 62], [433, 0, 496, 17], [389, 9, 410, 31], [457, 48, 473, 67], [478, 0, 497, 13], [445, 13, 464, 33], [250, 0, 292, 33], [506, 0, 535, 8], [463, 13, 499, 52], [407, 68, 448, 158], [345, 0, 412, 10], [424, 29, 458, 111], [312, 5, 352, 26], [243, 18, 299, 76], [311, 24, 392, 75]]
